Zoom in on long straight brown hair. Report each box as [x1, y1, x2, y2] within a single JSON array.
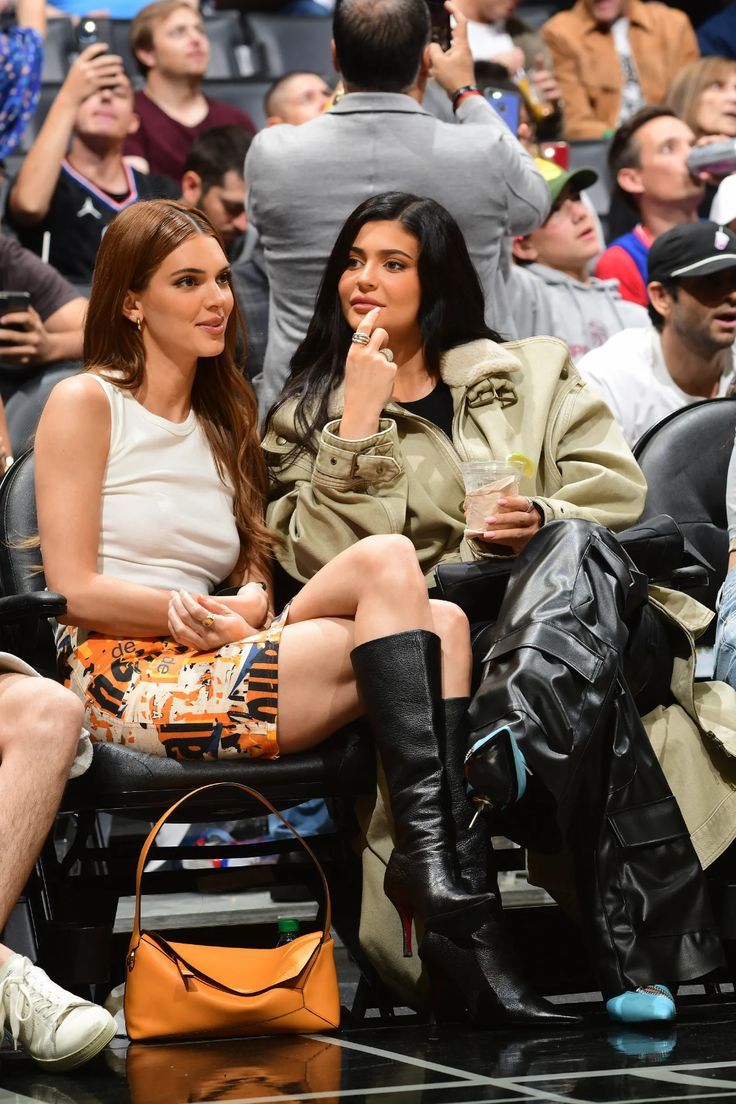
[[85, 200, 272, 577]]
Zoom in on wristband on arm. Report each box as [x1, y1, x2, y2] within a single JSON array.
[[452, 84, 481, 112]]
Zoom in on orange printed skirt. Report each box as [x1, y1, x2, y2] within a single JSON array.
[[57, 610, 288, 761]]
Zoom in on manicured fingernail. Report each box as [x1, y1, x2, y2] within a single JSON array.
[[486, 531, 497, 538], [485, 516, 497, 524], [498, 498, 508, 506]]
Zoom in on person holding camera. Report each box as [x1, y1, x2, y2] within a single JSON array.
[[7, 45, 177, 288]]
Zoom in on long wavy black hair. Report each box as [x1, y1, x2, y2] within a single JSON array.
[[269, 191, 501, 457]]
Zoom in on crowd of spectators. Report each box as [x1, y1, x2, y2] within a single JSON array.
[[4, 0, 736, 1079]]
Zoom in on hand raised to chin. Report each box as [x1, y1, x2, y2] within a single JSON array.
[[339, 306, 396, 440]]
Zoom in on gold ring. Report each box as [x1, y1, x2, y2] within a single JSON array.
[[200, 614, 215, 629], [524, 499, 535, 514]]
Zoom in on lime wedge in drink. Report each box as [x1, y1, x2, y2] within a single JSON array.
[[506, 452, 536, 478]]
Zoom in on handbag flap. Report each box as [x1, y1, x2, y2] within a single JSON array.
[[151, 931, 327, 995]]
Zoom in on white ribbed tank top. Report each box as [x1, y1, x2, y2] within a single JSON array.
[[90, 374, 241, 594]]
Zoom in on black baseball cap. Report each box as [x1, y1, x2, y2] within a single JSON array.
[[648, 221, 736, 283]]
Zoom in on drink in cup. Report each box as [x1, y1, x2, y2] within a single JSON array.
[[462, 460, 522, 538]]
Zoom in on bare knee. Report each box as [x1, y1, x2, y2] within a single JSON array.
[[355, 535, 424, 593], [429, 599, 471, 652], [27, 681, 84, 765]]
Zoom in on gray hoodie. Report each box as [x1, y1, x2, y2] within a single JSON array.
[[510, 262, 649, 362]]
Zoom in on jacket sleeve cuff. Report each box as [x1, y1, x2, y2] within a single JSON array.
[[455, 94, 499, 125], [314, 418, 403, 488]]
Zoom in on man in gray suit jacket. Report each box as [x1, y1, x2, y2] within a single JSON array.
[[246, 0, 549, 412]]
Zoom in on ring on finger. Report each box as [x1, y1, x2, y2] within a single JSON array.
[[379, 348, 394, 363], [351, 332, 370, 346], [524, 499, 535, 514], [200, 614, 215, 629]]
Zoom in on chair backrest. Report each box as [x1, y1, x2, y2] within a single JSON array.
[[243, 14, 333, 79], [41, 18, 74, 84], [0, 450, 58, 675], [202, 79, 270, 129], [203, 12, 244, 80], [633, 397, 736, 612], [568, 139, 612, 216]]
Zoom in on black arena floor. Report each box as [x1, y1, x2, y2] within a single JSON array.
[[3, 997, 736, 1104]]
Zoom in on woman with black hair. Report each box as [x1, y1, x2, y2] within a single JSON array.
[[265, 191, 726, 1025]]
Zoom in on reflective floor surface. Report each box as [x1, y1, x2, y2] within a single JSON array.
[[3, 998, 736, 1104]]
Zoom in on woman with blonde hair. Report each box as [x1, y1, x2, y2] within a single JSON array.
[[34, 198, 575, 1030], [667, 56, 736, 139]]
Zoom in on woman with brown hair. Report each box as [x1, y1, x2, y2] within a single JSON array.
[[33, 199, 574, 1029], [667, 57, 736, 140]]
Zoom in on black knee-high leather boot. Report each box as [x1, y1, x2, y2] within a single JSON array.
[[419, 697, 581, 1027], [464, 520, 724, 998], [350, 631, 490, 955]]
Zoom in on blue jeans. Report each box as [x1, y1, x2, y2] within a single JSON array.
[[268, 799, 334, 839], [714, 566, 736, 688]]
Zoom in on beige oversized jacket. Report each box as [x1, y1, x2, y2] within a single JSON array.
[[264, 336, 647, 584]]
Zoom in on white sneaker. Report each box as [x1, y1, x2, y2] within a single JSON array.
[[0, 954, 116, 1071]]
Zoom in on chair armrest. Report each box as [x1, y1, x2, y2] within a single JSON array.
[[0, 592, 67, 624], [667, 566, 710, 593]]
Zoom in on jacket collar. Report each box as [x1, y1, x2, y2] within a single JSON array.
[[328, 91, 431, 117], [327, 339, 522, 417], [575, 0, 651, 33]]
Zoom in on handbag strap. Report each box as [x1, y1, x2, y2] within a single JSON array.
[[131, 782, 333, 947]]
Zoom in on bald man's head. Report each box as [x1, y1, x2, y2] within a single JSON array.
[[265, 71, 333, 125], [333, 0, 430, 93]]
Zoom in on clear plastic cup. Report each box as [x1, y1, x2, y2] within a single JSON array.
[[462, 460, 522, 537]]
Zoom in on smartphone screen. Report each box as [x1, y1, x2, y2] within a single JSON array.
[[484, 87, 521, 135], [426, 0, 451, 51], [0, 292, 30, 334]]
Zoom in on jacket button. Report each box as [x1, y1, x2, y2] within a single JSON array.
[[330, 457, 337, 465], [276, 436, 286, 445]]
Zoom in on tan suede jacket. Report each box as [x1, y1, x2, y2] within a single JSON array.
[[542, 0, 699, 140], [264, 337, 647, 586]]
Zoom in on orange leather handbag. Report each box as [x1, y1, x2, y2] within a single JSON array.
[[124, 782, 341, 1042]]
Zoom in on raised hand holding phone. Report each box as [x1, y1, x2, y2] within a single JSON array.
[[339, 306, 396, 440]]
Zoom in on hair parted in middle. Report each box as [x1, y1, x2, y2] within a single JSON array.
[[269, 191, 500, 460], [85, 199, 272, 576]]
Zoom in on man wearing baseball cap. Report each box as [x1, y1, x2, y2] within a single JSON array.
[[578, 221, 736, 447], [510, 160, 648, 358]]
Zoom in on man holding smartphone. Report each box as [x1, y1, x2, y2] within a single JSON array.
[[0, 235, 87, 451], [8, 46, 178, 287]]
